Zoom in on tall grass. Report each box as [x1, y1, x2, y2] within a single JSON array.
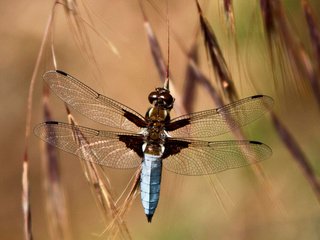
[[22, 0, 320, 239]]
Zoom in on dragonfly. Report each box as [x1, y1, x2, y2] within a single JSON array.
[[34, 70, 273, 222]]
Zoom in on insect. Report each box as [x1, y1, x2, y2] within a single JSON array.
[[34, 70, 273, 222]]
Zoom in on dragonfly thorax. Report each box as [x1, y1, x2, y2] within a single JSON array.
[[145, 106, 169, 144], [142, 142, 164, 156], [145, 107, 170, 122]]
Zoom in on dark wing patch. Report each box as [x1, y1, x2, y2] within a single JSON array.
[[122, 109, 148, 128], [165, 118, 190, 132], [118, 134, 144, 157], [162, 139, 191, 159]]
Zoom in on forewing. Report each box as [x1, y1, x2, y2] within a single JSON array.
[[43, 70, 147, 132], [34, 121, 143, 169], [163, 139, 271, 175], [166, 95, 273, 138]]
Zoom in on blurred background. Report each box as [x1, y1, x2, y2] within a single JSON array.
[[2, 0, 320, 239]]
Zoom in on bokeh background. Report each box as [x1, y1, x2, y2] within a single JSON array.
[[2, 0, 320, 239]]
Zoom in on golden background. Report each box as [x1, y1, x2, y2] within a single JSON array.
[[1, 0, 320, 239]]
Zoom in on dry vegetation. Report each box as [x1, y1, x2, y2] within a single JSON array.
[[1, 0, 320, 239]]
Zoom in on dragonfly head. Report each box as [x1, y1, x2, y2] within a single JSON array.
[[148, 87, 174, 110]]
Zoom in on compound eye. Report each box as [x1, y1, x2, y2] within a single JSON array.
[[148, 91, 159, 104], [159, 91, 174, 108]]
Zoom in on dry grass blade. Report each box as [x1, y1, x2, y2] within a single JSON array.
[[66, 111, 131, 239], [58, 0, 119, 83], [22, 160, 32, 240], [187, 1, 287, 216], [104, 169, 140, 239], [260, 0, 320, 202], [206, 175, 232, 218], [22, 3, 56, 239], [187, 51, 225, 107], [138, 1, 166, 81], [271, 112, 320, 202], [260, 0, 320, 107], [65, 0, 119, 56], [63, 1, 102, 80], [184, 47, 286, 216], [81, 162, 132, 240], [183, 46, 254, 218], [196, 0, 238, 102], [260, 0, 275, 43], [301, 0, 320, 78], [42, 89, 71, 240], [83, 163, 132, 240], [48, 1, 131, 237], [117, 168, 141, 220], [183, 43, 199, 113], [222, 0, 235, 34]]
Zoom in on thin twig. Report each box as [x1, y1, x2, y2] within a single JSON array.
[[259, 0, 320, 202], [222, 0, 235, 34], [196, 0, 238, 102], [22, 3, 56, 239], [271, 112, 320, 202], [260, 0, 320, 107], [42, 88, 72, 240], [193, 1, 286, 216], [301, 0, 320, 81], [183, 43, 199, 113], [66, 112, 131, 239]]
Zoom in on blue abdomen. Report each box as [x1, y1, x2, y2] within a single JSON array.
[[140, 154, 162, 222]]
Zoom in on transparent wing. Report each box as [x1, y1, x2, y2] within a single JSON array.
[[163, 139, 271, 175], [34, 121, 143, 169], [166, 95, 273, 138], [43, 70, 147, 133]]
